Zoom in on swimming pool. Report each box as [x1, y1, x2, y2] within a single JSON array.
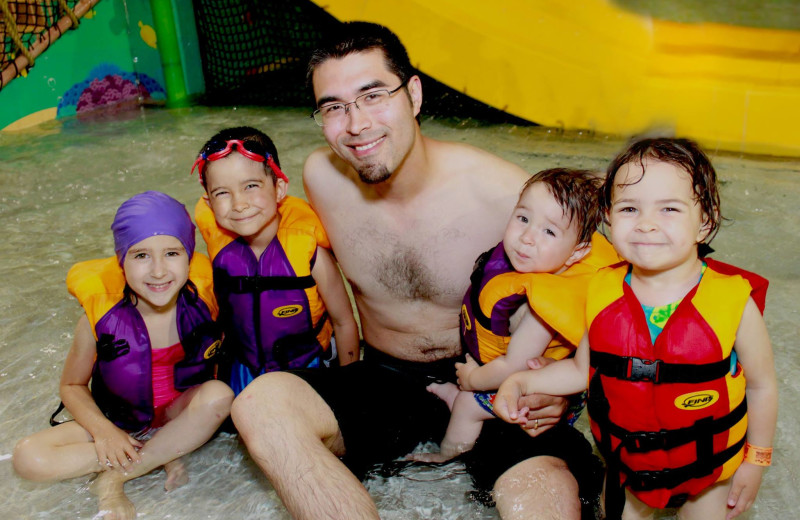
[[1, 106, 797, 519]]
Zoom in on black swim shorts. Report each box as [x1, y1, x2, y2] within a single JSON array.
[[292, 345, 602, 514]]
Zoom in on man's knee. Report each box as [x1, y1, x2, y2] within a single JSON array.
[[232, 372, 299, 428], [493, 456, 580, 520], [232, 371, 337, 437]]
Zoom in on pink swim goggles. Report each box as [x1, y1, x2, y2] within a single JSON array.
[[190, 139, 289, 184]]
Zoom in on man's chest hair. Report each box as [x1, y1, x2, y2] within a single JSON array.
[[340, 223, 468, 303]]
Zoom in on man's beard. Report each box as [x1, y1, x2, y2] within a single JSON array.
[[357, 163, 392, 184]]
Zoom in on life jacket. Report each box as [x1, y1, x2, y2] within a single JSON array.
[[66, 254, 221, 432], [195, 195, 333, 375], [586, 258, 768, 516], [461, 232, 621, 364]]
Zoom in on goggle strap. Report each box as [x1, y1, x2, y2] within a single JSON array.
[[267, 155, 289, 183]]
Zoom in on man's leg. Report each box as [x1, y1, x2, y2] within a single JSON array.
[[494, 456, 581, 520], [465, 421, 602, 520], [232, 371, 379, 520]]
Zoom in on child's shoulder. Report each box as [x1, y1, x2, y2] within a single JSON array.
[[278, 196, 330, 249]]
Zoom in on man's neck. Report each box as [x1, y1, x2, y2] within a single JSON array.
[[370, 134, 432, 202]]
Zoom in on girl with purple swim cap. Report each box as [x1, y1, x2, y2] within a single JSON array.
[[13, 191, 234, 520]]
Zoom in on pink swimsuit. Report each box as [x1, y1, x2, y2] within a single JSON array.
[[151, 342, 184, 426]]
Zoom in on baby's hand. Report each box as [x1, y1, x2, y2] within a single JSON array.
[[455, 354, 480, 391], [726, 462, 764, 519], [494, 374, 528, 425], [93, 422, 143, 472]]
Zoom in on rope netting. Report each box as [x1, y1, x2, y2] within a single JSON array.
[[0, 0, 98, 91], [192, 0, 530, 124]]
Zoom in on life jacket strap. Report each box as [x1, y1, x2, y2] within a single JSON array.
[[469, 248, 495, 331], [623, 437, 745, 492], [606, 399, 747, 453], [216, 271, 316, 293], [591, 351, 732, 384]]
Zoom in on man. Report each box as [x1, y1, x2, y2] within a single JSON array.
[[232, 22, 599, 520]]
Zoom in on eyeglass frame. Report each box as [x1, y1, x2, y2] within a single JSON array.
[[311, 83, 406, 126]]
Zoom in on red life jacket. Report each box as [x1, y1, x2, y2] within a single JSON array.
[[586, 258, 767, 515]]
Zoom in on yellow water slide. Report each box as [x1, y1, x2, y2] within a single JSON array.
[[310, 0, 800, 157]]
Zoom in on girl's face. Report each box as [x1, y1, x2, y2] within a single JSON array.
[[607, 159, 710, 276], [122, 234, 190, 314]]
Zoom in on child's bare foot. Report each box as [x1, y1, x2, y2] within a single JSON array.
[[406, 451, 456, 463], [406, 439, 474, 463], [426, 382, 460, 411], [90, 471, 135, 520], [164, 458, 189, 491]]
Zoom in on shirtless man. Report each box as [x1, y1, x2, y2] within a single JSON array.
[[231, 22, 599, 520]]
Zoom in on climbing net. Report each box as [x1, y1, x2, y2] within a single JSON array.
[[0, 0, 99, 90]]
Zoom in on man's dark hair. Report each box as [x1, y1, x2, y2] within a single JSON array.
[[306, 22, 415, 102]]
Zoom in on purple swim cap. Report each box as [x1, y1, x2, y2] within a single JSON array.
[[111, 191, 196, 265]]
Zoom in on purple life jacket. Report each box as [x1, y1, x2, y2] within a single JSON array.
[[461, 243, 525, 364], [91, 286, 220, 431], [213, 236, 329, 376]]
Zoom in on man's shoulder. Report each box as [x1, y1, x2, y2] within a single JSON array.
[[303, 146, 339, 180], [429, 138, 528, 190]]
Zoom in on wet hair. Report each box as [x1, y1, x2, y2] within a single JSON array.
[[601, 137, 722, 242], [519, 168, 602, 244], [306, 22, 415, 101], [196, 126, 281, 188]]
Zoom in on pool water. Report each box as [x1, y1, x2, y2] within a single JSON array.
[[0, 106, 797, 519]]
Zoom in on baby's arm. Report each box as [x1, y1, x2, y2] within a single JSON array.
[[725, 298, 778, 519], [456, 307, 553, 392], [312, 247, 360, 366], [60, 315, 142, 470], [495, 332, 590, 427]]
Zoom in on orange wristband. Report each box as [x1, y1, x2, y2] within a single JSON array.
[[743, 442, 773, 466]]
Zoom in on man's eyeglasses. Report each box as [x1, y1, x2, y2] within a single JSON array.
[[312, 84, 405, 126], [190, 139, 288, 185]]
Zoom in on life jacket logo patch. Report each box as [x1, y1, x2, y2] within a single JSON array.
[[461, 304, 472, 331], [675, 390, 719, 410], [204, 340, 222, 360], [274, 305, 303, 318]]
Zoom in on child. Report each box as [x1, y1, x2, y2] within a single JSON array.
[[13, 191, 234, 520], [410, 168, 621, 462], [192, 126, 359, 395], [496, 138, 777, 520]]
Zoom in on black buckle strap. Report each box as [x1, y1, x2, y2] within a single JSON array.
[[591, 351, 732, 384], [617, 399, 747, 453], [629, 357, 660, 382], [216, 271, 316, 294], [624, 436, 746, 491]]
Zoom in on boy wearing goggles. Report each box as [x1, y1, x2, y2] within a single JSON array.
[[192, 126, 359, 396]]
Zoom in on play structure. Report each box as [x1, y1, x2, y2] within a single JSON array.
[[2, 0, 799, 157]]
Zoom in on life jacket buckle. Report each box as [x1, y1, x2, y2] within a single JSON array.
[[626, 429, 668, 452], [628, 357, 660, 382], [627, 468, 666, 491]]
